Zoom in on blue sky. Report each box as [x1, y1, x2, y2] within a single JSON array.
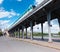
[[0, 0, 59, 33], [0, 0, 35, 29]]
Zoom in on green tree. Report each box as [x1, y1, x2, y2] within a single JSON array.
[[0, 32, 3, 36], [58, 32, 60, 36]]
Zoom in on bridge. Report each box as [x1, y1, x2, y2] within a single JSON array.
[[8, 0, 60, 42]]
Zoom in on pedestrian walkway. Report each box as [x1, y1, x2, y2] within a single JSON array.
[[0, 36, 60, 52], [11, 37, 60, 50]]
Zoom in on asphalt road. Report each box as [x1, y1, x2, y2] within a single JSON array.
[[0, 36, 60, 52]]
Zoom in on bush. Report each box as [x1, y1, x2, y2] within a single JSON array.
[[33, 32, 48, 36], [58, 32, 60, 35], [0, 32, 3, 36]]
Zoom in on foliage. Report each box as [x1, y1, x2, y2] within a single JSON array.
[[58, 32, 60, 35], [0, 32, 3, 36], [33, 32, 48, 36]]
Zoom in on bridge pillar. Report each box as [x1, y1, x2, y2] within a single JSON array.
[[30, 22, 33, 40], [19, 30, 21, 38], [26, 28, 27, 38], [18, 28, 20, 38], [41, 23, 44, 40], [58, 18, 60, 32], [22, 26, 24, 39], [15, 30, 16, 38], [47, 11, 52, 42]]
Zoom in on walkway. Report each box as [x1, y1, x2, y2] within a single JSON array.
[[0, 36, 60, 52]]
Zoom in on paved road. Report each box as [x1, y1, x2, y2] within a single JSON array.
[[0, 36, 60, 52]]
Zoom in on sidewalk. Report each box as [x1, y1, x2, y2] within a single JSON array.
[[10, 37, 60, 50]]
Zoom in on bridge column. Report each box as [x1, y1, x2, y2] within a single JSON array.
[[30, 22, 33, 40], [58, 18, 60, 32], [22, 26, 24, 39], [19, 30, 20, 38], [26, 28, 27, 38], [41, 23, 44, 40], [47, 11, 52, 42], [18, 28, 20, 38], [13, 31, 15, 37], [15, 30, 17, 38]]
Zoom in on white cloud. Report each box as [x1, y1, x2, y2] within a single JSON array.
[[35, 0, 44, 6], [0, 8, 20, 18], [0, 20, 10, 25], [0, 20, 10, 30], [0, 0, 3, 4], [51, 19, 59, 33]]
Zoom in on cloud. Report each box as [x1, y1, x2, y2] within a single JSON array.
[[0, 20, 10, 30], [0, 0, 3, 4], [0, 7, 20, 18], [50, 19, 59, 33], [0, 20, 10, 25], [35, 0, 44, 6]]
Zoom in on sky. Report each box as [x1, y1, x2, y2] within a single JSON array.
[[0, 0, 59, 33]]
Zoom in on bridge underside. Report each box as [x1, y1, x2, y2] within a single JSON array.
[[8, 0, 60, 42]]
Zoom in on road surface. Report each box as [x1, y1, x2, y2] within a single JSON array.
[[0, 36, 60, 52]]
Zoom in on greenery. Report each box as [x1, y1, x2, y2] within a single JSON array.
[[0, 32, 3, 36], [14, 32, 48, 37], [33, 32, 48, 36], [58, 32, 60, 36]]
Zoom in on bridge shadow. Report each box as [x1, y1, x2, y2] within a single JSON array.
[[25, 37, 60, 42]]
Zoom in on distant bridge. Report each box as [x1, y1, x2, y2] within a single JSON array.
[[8, 0, 60, 42]]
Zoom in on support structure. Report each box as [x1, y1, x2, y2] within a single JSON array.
[[19, 30, 21, 38], [58, 18, 60, 32], [18, 28, 20, 38], [30, 22, 33, 40], [26, 28, 27, 38], [41, 23, 44, 40], [47, 11, 52, 42], [22, 26, 24, 39], [15, 30, 16, 38]]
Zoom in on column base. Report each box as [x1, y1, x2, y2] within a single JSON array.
[[48, 39, 53, 43]]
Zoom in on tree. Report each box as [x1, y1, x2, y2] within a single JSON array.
[[58, 32, 60, 36]]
